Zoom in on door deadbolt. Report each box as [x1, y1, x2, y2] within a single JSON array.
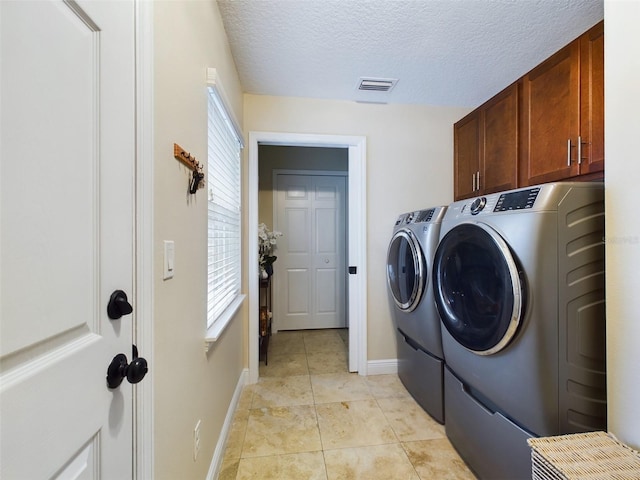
[[107, 290, 133, 320]]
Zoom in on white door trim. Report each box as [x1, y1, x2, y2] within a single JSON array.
[[134, 1, 154, 478], [248, 132, 367, 382]]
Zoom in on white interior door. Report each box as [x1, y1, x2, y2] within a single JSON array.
[[274, 173, 347, 330], [0, 1, 137, 478]]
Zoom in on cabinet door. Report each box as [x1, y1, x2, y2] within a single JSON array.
[[482, 83, 519, 194], [454, 110, 481, 200], [521, 39, 581, 185], [580, 21, 604, 174]]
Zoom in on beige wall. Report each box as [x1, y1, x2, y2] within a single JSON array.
[[153, 1, 245, 477], [604, 0, 640, 450], [245, 95, 469, 360], [258, 145, 348, 226]]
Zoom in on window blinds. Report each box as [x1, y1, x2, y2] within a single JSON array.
[[207, 87, 242, 328]]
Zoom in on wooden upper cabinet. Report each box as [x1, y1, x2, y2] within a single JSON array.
[[454, 110, 481, 200], [520, 39, 581, 184], [520, 21, 604, 186], [482, 82, 519, 195], [453, 83, 518, 201], [454, 21, 604, 197], [580, 21, 604, 174]]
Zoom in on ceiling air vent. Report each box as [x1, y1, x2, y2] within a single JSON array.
[[357, 77, 398, 92]]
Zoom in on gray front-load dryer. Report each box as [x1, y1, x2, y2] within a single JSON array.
[[386, 206, 447, 423], [432, 182, 606, 480]]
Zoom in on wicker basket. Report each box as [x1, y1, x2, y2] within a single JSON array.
[[528, 432, 640, 479]]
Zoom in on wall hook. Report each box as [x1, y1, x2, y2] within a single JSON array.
[[174, 143, 205, 194]]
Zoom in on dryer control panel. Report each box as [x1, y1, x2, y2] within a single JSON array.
[[494, 187, 541, 212], [452, 183, 600, 221]]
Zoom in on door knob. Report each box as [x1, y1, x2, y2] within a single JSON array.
[[107, 289, 133, 319], [106, 345, 148, 389]]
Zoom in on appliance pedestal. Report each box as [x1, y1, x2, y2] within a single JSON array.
[[444, 366, 533, 480], [397, 329, 444, 424]]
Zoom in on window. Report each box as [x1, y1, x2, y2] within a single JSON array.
[[206, 70, 244, 340]]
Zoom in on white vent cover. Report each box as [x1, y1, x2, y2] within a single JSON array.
[[357, 77, 398, 92]]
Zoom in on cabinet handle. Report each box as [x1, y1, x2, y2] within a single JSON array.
[[472, 173, 476, 192], [567, 138, 572, 166], [577, 135, 584, 165], [476, 171, 480, 191]]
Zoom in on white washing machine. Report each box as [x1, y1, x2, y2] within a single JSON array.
[[432, 183, 606, 480], [386, 206, 447, 423]]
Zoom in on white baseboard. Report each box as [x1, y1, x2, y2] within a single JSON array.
[[206, 368, 249, 480], [366, 359, 398, 376]]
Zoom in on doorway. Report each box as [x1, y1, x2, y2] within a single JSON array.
[[248, 132, 367, 384]]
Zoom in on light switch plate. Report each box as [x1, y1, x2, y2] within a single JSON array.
[[163, 240, 175, 280], [194, 419, 201, 460]]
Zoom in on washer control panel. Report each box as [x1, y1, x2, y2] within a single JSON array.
[[494, 187, 541, 212], [414, 209, 435, 223]]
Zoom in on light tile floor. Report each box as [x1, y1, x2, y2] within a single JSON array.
[[218, 329, 476, 480]]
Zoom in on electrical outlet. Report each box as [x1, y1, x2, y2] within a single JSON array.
[[193, 419, 201, 460]]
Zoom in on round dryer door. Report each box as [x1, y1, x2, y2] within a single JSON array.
[[386, 228, 425, 312], [432, 222, 525, 355]]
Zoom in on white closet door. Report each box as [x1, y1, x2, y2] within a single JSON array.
[[274, 174, 347, 330]]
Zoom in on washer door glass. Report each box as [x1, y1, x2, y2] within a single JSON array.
[[432, 222, 525, 355], [386, 229, 425, 312]]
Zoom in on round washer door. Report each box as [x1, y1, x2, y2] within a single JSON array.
[[386, 228, 425, 312], [432, 222, 525, 355]]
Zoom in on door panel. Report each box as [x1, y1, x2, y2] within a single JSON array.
[[453, 111, 481, 200], [482, 83, 518, 194], [57, 439, 99, 479], [275, 174, 347, 330], [316, 269, 337, 313], [0, 1, 135, 478], [522, 40, 580, 184], [316, 208, 337, 253], [1, 0, 99, 354], [287, 269, 310, 314], [286, 208, 309, 252], [580, 22, 604, 174]]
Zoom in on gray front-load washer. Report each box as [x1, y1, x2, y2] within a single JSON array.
[[432, 182, 606, 479], [386, 206, 447, 423]]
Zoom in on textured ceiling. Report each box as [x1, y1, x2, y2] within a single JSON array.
[[217, 0, 603, 107]]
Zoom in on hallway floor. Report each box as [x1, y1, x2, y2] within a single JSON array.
[[218, 328, 476, 479]]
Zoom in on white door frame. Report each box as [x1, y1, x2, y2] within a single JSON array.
[[272, 169, 348, 333], [135, 1, 154, 478], [248, 132, 367, 383]]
